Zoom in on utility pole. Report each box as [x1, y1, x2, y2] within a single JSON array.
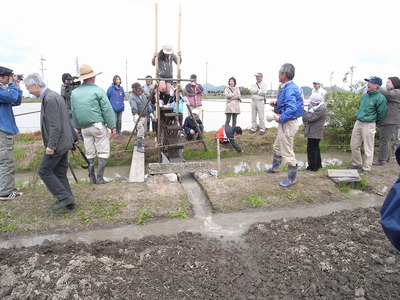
[[39, 54, 46, 80], [75, 57, 80, 76], [349, 65, 355, 86], [125, 59, 128, 93]]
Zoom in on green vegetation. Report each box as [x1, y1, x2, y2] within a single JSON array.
[[137, 209, 153, 225], [169, 207, 189, 219]]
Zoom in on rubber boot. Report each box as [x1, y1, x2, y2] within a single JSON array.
[[116, 121, 122, 136], [88, 158, 96, 184], [266, 154, 282, 173], [136, 138, 145, 153], [96, 158, 108, 184], [280, 165, 297, 187]]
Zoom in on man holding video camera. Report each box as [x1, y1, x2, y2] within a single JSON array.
[[0, 66, 23, 200], [60, 73, 80, 123]]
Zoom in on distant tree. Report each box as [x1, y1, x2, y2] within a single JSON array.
[[325, 72, 366, 146], [239, 86, 250, 96]]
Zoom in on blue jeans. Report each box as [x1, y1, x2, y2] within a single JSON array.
[[0, 130, 16, 196], [38, 151, 74, 203]]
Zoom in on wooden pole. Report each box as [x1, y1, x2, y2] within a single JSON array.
[[175, 5, 182, 116], [216, 136, 221, 176], [68, 161, 79, 183], [155, 3, 161, 162]]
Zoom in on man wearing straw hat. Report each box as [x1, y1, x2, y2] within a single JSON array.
[[71, 64, 116, 184]]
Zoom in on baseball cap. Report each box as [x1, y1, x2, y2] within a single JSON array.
[[364, 76, 382, 86], [313, 81, 320, 85], [255, 72, 263, 77]]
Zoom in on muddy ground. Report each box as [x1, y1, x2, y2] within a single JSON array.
[[0, 206, 399, 299], [1, 132, 400, 299]]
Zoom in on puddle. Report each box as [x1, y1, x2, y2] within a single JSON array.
[[0, 190, 383, 249]]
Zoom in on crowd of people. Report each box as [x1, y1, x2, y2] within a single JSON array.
[[1, 49, 400, 209]]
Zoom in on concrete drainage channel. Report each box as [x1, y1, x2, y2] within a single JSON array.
[[178, 172, 213, 218], [0, 177, 385, 249]]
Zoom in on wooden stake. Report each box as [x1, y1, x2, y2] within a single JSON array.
[[155, 3, 161, 162]]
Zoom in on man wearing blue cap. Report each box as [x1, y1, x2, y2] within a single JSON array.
[[0, 66, 23, 200], [347, 76, 387, 175]]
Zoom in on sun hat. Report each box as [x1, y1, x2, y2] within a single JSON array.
[[309, 93, 323, 104], [131, 82, 142, 90], [75, 64, 102, 82], [0, 66, 13, 76], [192, 108, 200, 115], [162, 44, 173, 55], [364, 76, 382, 86]]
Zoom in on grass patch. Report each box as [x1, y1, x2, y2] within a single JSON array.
[[169, 207, 189, 219], [137, 209, 152, 225]]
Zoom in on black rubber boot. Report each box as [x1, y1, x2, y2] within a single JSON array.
[[88, 158, 96, 184], [96, 158, 108, 184], [116, 121, 122, 136]]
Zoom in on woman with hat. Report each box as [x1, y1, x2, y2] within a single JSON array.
[[373, 77, 400, 165], [152, 44, 182, 105], [302, 93, 327, 171]]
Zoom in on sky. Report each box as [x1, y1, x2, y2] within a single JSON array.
[[2, 0, 400, 96]]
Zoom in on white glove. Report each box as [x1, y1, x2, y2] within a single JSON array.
[[150, 113, 155, 120], [133, 114, 138, 123]]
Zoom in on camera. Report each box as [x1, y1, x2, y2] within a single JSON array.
[[17, 74, 24, 81]]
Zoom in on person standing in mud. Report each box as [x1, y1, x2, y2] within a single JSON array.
[[224, 77, 241, 128], [71, 64, 116, 184], [372, 77, 400, 166], [347, 76, 387, 175], [266, 63, 304, 187], [152, 44, 182, 105], [106, 75, 125, 136], [0, 66, 23, 200], [24, 73, 78, 211], [302, 93, 327, 171]]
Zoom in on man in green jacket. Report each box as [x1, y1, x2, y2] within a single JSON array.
[[71, 64, 116, 184], [347, 76, 387, 175]]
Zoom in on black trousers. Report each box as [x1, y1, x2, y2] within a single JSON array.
[[307, 138, 322, 171], [38, 151, 74, 203]]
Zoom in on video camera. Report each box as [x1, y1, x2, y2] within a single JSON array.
[[65, 76, 81, 92], [11, 73, 24, 81]]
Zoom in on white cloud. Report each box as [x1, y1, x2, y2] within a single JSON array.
[[3, 0, 400, 94]]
